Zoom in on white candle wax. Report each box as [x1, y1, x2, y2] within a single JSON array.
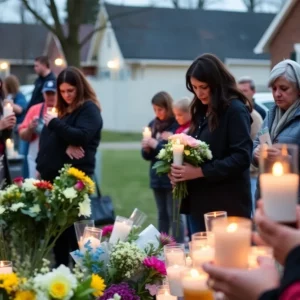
[[214, 222, 251, 268], [156, 291, 177, 300], [186, 255, 193, 267], [47, 107, 58, 118], [0, 262, 12, 274], [109, 220, 132, 244], [167, 265, 186, 297], [192, 246, 215, 268], [3, 103, 13, 117], [261, 172, 298, 223], [80, 236, 101, 252], [248, 246, 273, 269], [172, 139, 184, 165], [143, 127, 152, 139], [6, 138, 14, 157], [166, 249, 186, 266]]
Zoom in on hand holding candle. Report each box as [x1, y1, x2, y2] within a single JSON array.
[[143, 127, 152, 139], [3, 102, 13, 118], [45, 107, 58, 126], [6, 138, 15, 157]]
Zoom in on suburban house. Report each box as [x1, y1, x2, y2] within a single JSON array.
[[255, 0, 300, 67], [87, 4, 275, 131]]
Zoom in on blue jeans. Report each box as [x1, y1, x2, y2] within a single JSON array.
[[188, 214, 206, 235], [153, 188, 185, 243], [250, 176, 257, 214]]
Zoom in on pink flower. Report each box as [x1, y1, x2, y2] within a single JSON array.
[[13, 177, 23, 187], [145, 284, 159, 296], [143, 257, 166, 275], [102, 225, 114, 237], [185, 135, 200, 148], [74, 180, 85, 191], [168, 133, 200, 148], [159, 232, 176, 246]]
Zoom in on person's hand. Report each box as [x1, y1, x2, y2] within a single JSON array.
[[0, 114, 16, 130], [266, 147, 281, 161], [141, 139, 151, 152], [29, 117, 39, 130], [66, 145, 85, 160], [147, 138, 158, 149], [253, 145, 261, 163], [203, 257, 279, 300], [171, 163, 203, 182], [254, 206, 300, 265], [168, 173, 175, 187], [161, 131, 173, 140], [44, 113, 56, 126]]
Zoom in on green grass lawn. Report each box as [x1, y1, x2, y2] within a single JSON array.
[[101, 149, 156, 228], [101, 130, 141, 142]]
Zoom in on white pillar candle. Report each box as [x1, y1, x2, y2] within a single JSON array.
[[261, 161, 298, 224], [143, 127, 152, 139], [181, 269, 214, 300], [3, 103, 13, 117], [47, 107, 58, 118], [186, 255, 193, 267], [172, 139, 184, 165], [165, 249, 186, 266], [109, 216, 133, 244], [6, 138, 14, 157], [213, 217, 251, 269], [192, 246, 215, 268], [166, 265, 186, 297], [156, 286, 177, 300], [0, 261, 12, 274]]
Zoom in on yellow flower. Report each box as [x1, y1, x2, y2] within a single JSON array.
[[90, 274, 106, 297], [83, 175, 95, 194], [15, 290, 36, 300], [49, 280, 69, 299], [67, 167, 86, 182], [184, 150, 191, 156], [0, 273, 19, 293]]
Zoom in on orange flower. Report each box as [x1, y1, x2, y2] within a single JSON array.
[[34, 181, 53, 190]]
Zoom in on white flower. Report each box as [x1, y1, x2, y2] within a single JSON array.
[[157, 149, 166, 159], [206, 149, 213, 160], [29, 204, 41, 214], [10, 203, 25, 212], [78, 195, 91, 217], [23, 179, 38, 192], [108, 294, 121, 300], [0, 205, 5, 214], [5, 185, 19, 194], [63, 187, 77, 200]]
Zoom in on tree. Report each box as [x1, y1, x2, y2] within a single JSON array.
[[171, 0, 222, 9], [21, 0, 152, 68], [242, 0, 285, 12]]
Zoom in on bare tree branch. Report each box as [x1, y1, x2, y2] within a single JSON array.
[[172, 0, 179, 8], [47, 0, 64, 40]]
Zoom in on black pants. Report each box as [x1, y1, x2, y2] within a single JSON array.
[[53, 225, 78, 267]]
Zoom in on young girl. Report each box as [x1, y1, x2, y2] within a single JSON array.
[[173, 97, 192, 134], [141, 91, 184, 242]]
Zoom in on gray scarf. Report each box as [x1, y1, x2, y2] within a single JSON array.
[[270, 99, 300, 140]]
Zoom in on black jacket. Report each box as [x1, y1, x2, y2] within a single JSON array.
[[141, 118, 178, 189], [27, 72, 56, 112], [254, 101, 266, 120], [181, 99, 252, 218], [36, 101, 102, 182]]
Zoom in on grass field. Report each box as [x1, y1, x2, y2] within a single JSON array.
[[101, 130, 141, 142], [101, 149, 157, 228]]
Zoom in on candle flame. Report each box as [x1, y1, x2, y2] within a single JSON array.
[[6, 103, 12, 108], [0, 261, 3, 267], [226, 223, 238, 233], [176, 138, 180, 145], [281, 144, 288, 156], [190, 269, 200, 278], [272, 162, 283, 177], [51, 107, 57, 113], [214, 212, 217, 217]]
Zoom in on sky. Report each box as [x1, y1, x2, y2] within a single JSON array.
[[0, 0, 280, 23]]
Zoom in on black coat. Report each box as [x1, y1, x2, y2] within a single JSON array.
[[36, 101, 102, 182], [181, 99, 253, 218]]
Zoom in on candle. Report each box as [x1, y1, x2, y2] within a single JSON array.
[[156, 285, 177, 300], [181, 268, 214, 300], [186, 255, 193, 267], [172, 139, 184, 165], [0, 261, 12, 274], [3, 103, 13, 117], [213, 217, 251, 268], [47, 107, 58, 118], [143, 127, 152, 139], [192, 246, 215, 268], [165, 249, 186, 266], [109, 216, 133, 244], [248, 246, 273, 269], [5, 138, 14, 157], [81, 226, 102, 252], [204, 211, 227, 232], [80, 236, 101, 252], [166, 265, 186, 296]]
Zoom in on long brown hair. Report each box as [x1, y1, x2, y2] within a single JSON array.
[[186, 53, 252, 132], [151, 91, 174, 119], [4, 75, 20, 96], [56, 67, 101, 117]]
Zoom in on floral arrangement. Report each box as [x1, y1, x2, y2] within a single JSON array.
[[72, 224, 174, 300], [0, 165, 94, 276], [0, 259, 105, 300], [153, 133, 212, 200]]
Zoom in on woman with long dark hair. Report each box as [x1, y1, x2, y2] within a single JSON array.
[[36, 67, 102, 266], [170, 53, 253, 233]]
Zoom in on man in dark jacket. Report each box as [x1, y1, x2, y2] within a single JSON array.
[[27, 56, 56, 112]]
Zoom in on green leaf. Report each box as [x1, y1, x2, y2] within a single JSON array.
[[56, 211, 67, 226], [152, 160, 166, 169]]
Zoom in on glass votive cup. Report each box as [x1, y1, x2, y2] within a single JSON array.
[[74, 220, 95, 247], [0, 261, 12, 274], [204, 211, 227, 231], [81, 227, 102, 251], [129, 208, 147, 227]]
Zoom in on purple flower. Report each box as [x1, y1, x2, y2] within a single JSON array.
[[74, 180, 85, 191], [145, 284, 159, 296], [159, 233, 176, 246], [102, 225, 114, 237], [99, 283, 139, 300], [143, 257, 167, 275]]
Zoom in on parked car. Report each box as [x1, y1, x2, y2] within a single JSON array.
[[254, 92, 274, 113], [20, 84, 34, 103]]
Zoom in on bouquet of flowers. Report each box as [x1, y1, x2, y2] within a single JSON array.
[[0, 165, 94, 276], [153, 133, 212, 200]]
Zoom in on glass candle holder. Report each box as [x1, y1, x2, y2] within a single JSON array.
[[0, 261, 12, 274], [109, 216, 133, 244], [192, 231, 214, 247], [74, 220, 95, 248], [156, 285, 177, 300], [81, 227, 102, 251], [204, 211, 227, 232], [47, 107, 58, 117], [129, 208, 147, 227], [212, 217, 251, 269], [259, 143, 299, 227]]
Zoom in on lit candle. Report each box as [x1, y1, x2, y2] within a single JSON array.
[[6, 138, 14, 157], [186, 255, 193, 267], [80, 236, 101, 252], [172, 139, 184, 165], [248, 246, 273, 269], [166, 265, 186, 297], [47, 107, 58, 118], [3, 103, 13, 117], [109, 216, 133, 244], [143, 127, 152, 139], [181, 268, 214, 300], [0, 261, 12, 274], [192, 246, 215, 268], [81, 227, 102, 252], [165, 249, 186, 266], [260, 161, 298, 225], [156, 285, 177, 300], [213, 217, 251, 268]]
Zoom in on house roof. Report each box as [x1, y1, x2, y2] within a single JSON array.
[[0, 23, 48, 61], [105, 4, 275, 61]]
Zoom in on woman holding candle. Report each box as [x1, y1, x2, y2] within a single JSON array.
[[170, 53, 253, 233], [141, 91, 185, 242], [36, 66, 102, 267]]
